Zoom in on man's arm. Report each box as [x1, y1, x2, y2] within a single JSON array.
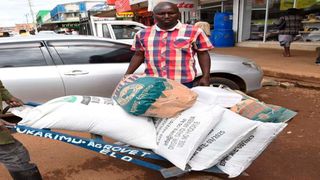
[[125, 50, 145, 75], [197, 50, 211, 86], [0, 81, 13, 101], [0, 80, 23, 109]]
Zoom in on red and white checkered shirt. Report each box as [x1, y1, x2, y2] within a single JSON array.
[[131, 21, 213, 83]]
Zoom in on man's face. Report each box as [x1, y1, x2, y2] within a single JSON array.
[[154, 4, 180, 29]]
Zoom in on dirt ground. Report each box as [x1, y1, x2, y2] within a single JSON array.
[[0, 86, 319, 180]]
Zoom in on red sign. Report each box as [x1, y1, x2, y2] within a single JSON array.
[[177, 2, 194, 9], [106, 0, 116, 5], [115, 0, 131, 12]]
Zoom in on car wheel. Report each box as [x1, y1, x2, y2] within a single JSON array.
[[209, 77, 240, 90]]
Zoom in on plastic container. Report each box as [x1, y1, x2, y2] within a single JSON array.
[[214, 12, 233, 30], [210, 29, 235, 47]]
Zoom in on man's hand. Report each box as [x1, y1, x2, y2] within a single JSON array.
[[5, 97, 24, 107], [198, 75, 210, 86]]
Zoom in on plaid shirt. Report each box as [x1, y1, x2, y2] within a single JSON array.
[[278, 15, 303, 35], [131, 22, 213, 83]]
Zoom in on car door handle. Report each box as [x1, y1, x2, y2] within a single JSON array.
[[64, 70, 89, 75]]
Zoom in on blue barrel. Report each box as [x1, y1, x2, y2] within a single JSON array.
[[214, 12, 233, 30], [210, 29, 234, 47]]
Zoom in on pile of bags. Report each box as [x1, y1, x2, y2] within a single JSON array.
[[13, 75, 297, 178]]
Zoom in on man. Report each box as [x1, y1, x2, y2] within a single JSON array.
[[125, 2, 213, 88], [0, 80, 42, 179], [276, 8, 302, 57]]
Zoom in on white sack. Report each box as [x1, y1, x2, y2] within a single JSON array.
[[18, 96, 157, 149], [189, 109, 260, 170], [191, 87, 242, 107], [217, 122, 287, 178], [153, 102, 224, 170], [11, 105, 34, 119]]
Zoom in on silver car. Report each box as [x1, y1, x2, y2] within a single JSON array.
[[0, 35, 263, 103]]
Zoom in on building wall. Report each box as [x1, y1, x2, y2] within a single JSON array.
[[50, 1, 106, 21], [36, 10, 51, 25]]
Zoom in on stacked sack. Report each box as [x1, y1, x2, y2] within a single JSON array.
[[112, 74, 198, 118], [16, 95, 157, 149], [13, 74, 297, 178]]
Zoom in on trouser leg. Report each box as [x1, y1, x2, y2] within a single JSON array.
[[0, 139, 42, 179]]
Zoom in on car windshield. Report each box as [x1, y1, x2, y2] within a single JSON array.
[[111, 25, 144, 39]]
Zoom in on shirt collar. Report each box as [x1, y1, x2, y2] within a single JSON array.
[[155, 21, 182, 31]]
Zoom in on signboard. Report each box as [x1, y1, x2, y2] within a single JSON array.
[[280, 0, 317, 10], [64, 4, 79, 12], [116, 12, 134, 17], [115, 0, 132, 12], [106, 0, 116, 5]]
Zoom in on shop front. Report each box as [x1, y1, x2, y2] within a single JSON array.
[[236, 0, 320, 44], [197, 0, 320, 49]]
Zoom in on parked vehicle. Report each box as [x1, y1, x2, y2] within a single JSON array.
[[0, 35, 263, 103], [79, 16, 146, 44], [37, 30, 57, 35]]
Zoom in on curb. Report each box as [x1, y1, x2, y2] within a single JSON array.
[[262, 68, 320, 89], [262, 75, 320, 90]]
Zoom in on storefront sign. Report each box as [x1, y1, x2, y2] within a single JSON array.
[[116, 12, 134, 17], [115, 0, 131, 12], [64, 4, 79, 12], [62, 23, 80, 28], [129, 0, 147, 5], [280, 0, 317, 10], [177, 2, 194, 8], [106, 0, 116, 5]]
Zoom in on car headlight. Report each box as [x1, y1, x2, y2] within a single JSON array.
[[242, 61, 261, 70]]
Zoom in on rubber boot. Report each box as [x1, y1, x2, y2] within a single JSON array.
[[9, 166, 42, 180]]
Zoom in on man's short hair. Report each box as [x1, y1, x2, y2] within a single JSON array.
[[153, 2, 179, 13]]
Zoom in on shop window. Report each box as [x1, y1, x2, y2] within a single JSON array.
[[199, 0, 233, 28], [249, 0, 320, 42], [250, 0, 281, 41]]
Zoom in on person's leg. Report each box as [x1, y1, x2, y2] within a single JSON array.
[[286, 35, 294, 57], [0, 139, 42, 180], [279, 35, 292, 57], [279, 35, 287, 56], [284, 46, 290, 57], [316, 47, 320, 64]]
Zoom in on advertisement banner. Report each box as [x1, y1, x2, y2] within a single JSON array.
[[115, 0, 132, 12]]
